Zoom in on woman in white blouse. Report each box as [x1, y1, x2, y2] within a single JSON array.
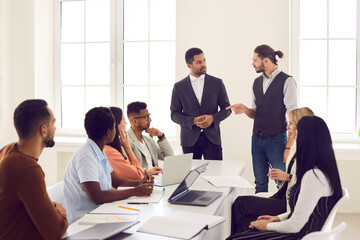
[[227, 116, 343, 240], [231, 107, 314, 234]]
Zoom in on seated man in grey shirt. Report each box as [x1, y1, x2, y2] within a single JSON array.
[[126, 101, 174, 170]]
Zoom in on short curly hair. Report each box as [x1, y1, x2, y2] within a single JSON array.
[[84, 107, 115, 141]]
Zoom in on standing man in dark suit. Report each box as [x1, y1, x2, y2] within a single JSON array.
[[170, 48, 231, 160]]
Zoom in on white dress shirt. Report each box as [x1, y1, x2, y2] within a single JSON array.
[[189, 74, 205, 105], [267, 168, 332, 233], [251, 68, 297, 112]]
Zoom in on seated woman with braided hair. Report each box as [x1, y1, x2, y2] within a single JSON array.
[[227, 116, 342, 240]]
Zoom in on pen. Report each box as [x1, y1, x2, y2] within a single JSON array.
[[267, 162, 273, 169], [118, 205, 140, 211], [144, 169, 149, 180], [128, 202, 149, 205]]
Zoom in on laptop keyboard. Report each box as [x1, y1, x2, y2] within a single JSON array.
[[177, 191, 203, 202]]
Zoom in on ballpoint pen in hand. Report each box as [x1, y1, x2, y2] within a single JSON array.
[[144, 168, 149, 181]]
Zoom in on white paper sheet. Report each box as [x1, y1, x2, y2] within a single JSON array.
[[120, 186, 164, 203], [202, 175, 254, 188], [91, 202, 140, 215]]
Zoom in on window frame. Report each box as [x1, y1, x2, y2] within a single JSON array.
[[54, 0, 176, 138], [290, 0, 360, 143]]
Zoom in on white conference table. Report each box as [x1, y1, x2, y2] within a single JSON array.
[[62, 160, 246, 240]]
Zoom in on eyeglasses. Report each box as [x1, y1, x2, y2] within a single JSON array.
[[133, 113, 151, 121]]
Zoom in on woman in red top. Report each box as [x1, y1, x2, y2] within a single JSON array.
[[104, 107, 162, 180]]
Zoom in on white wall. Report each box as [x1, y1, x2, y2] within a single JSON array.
[[0, 0, 358, 213], [0, 0, 35, 146], [0, 0, 9, 144], [176, 0, 291, 192], [0, 0, 54, 147]]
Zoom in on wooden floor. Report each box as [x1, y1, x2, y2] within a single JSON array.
[[333, 213, 360, 239]]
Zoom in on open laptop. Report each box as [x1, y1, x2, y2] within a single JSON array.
[[154, 153, 193, 187], [168, 162, 222, 206], [63, 221, 139, 240]]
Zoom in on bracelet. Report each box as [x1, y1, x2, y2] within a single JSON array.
[[158, 133, 165, 141], [285, 147, 291, 150]]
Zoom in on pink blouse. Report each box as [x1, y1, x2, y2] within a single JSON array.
[[103, 145, 144, 180]]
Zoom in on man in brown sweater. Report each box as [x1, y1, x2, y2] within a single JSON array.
[[0, 99, 68, 240]]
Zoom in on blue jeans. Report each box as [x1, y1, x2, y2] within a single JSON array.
[[251, 132, 286, 193]]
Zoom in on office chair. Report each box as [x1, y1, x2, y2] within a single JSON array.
[[302, 222, 347, 240], [46, 180, 65, 205]]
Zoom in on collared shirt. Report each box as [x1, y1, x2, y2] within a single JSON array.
[[63, 138, 113, 224], [251, 68, 297, 112], [189, 73, 205, 105]]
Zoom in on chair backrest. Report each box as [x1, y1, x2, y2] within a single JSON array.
[[302, 222, 347, 240], [46, 181, 64, 205], [321, 187, 349, 232]]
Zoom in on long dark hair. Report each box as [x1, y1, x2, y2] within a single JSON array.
[[107, 106, 126, 159], [296, 116, 342, 202]]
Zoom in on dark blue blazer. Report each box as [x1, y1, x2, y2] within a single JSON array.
[[170, 74, 231, 147]]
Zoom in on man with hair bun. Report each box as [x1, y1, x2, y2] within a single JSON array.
[[227, 44, 297, 193]]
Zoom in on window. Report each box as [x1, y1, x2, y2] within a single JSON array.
[[55, 0, 176, 137], [292, 0, 359, 138]]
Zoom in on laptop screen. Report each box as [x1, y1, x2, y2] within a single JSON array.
[[169, 162, 208, 199]]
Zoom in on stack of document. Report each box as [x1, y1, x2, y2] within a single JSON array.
[[78, 214, 138, 225], [137, 210, 224, 239], [79, 202, 140, 225]]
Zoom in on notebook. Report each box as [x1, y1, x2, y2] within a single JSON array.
[[63, 221, 139, 240], [154, 153, 193, 187], [168, 162, 222, 206], [137, 210, 224, 239]]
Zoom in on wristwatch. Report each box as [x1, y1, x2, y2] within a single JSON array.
[[158, 133, 165, 141], [289, 174, 293, 181]]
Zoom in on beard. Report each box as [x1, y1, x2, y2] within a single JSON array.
[[194, 67, 207, 76], [255, 62, 265, 73], [44, 138, 55, 148]]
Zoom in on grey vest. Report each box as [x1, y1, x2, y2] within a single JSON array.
[[253, 71, 289, 136]]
